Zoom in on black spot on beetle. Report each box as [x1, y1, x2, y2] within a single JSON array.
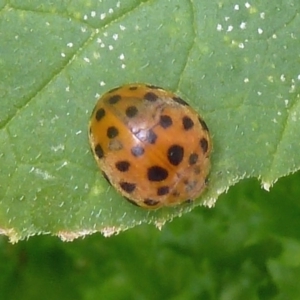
[[182, 116, 194, 130], [95, 144, 104, 159], [144, 199, 160, 206], [125, 106, 138, 118], [200, 138, 208, 153], [159, 115, 173, 129], [120, 182, 136, 193], [108, 94, 121, 104], [147, 166, 169, 182], [95, 108, 105, 121], [189, 153, 198, 165], [167, 145, 184, 166], [107, 126, 119, 138], [144, 92, 158, 102], [157, 186, 170, 196], [115, 161, 130, 172]]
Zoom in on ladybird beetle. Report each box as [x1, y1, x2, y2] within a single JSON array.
[[88, 83, 212, 209]]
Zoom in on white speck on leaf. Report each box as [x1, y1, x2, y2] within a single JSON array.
[[67, 42, 73, 47], [260, 12, 265, 19], [119, 53, 125, 60], [272, 34, 277, 39], [51, 144, 65, 152], [225, 16, 230, 21], [100, 13, 106, 20], [51, 115, 59, 124], [289, 84, 295, 93], [141, 62, 150, 69], [155, 220, 166, 230], [280, 74, 286, 82], [108, 8, 114, 14], [240, 22, 246, 29], [109, 45, 113, 50], [291, 111, 298, 122], [239, 43, 245, 49], [91, 11, 96, 17], [234, 4, 239, 10], [93, 52, 100, 59], [227, 25, 233, 32], [34, 168, 54, 180], [97, 38, 102, 43], [75, 130, 82, 135], [258, 28, 263, 34], [245, 2, 251, 9], [244, 78, 249, 83], [57, 161, 68, 171], [66, 86, 70, 92], [100, 81, 106, 86], [83, 15, 88, 20], [263, 182, 271, 191], [61, 52, 66, 57], [113, 33, 118, 40], [101, 227, 121, 237], [217, 24, 223, 31], [120, 25, 126, 31], [84, 57, 90, 63], [121, 64, 126, 69]]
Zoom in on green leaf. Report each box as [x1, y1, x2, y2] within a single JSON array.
[[0, 0, 299, 242]]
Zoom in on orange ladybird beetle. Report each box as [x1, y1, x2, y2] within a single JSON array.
[[88, 83, 212, 209]]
